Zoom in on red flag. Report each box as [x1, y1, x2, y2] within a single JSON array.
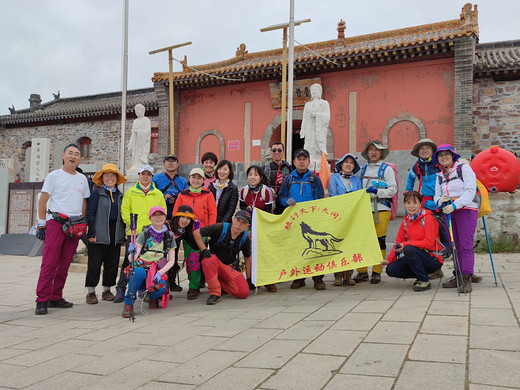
[[319, 152, 330, 189]]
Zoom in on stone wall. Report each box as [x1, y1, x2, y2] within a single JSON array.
[[472, 78, 520, 155], [475, 191, 520, 241], [1, 117, 157, 180]]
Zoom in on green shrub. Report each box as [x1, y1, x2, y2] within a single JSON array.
[[475, 233, 520, 253]]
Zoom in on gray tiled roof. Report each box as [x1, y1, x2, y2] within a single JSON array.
[[1, 88, 157, 126], [474, 40, 520, 74]]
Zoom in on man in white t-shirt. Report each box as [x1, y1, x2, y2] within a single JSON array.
[[34, 144, 91, 315]]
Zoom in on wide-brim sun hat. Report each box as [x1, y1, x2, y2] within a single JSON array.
[[433, 144, 461, 163], [92, 163, 127, 187], [361, 140, 389, 161], [149, 205, 166, 218], [411, 138, 438, 157], [173, 205, 196, 221], [335, 153, 360, 174]]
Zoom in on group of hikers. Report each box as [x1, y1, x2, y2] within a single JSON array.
[[33, 138, 480, 317]]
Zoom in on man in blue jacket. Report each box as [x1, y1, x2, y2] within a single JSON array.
[[152, 154, 188, 220], [278, 148, 326, 290]]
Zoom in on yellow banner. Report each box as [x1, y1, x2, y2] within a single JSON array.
[[252, 190, 383, 286]]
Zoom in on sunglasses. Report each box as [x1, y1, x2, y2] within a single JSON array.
[[271, 148, 283, 153]]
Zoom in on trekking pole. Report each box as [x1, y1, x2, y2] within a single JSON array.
[[445, 211, 466, 295], [481, 216, 498, 286], [129, 213, 138, 322]]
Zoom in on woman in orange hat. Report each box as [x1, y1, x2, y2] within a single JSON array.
[[85, 163, 127, 304]]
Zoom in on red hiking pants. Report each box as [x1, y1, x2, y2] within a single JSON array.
[[201, 255, 249, 299]]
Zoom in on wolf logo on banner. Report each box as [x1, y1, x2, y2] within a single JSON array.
[[300, 222, 343, 257], [252, 190, 383, 286]]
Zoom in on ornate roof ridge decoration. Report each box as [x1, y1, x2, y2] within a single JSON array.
[[152, 4, 479, 86], [474, 39, 520, 74], [0, 88, 158, 126]]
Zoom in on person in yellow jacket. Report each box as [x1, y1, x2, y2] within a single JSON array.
[[113, 165, 167, 302]]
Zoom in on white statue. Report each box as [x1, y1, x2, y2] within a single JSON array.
[[126, 104, 151, 178], [300, 83, 330, 172]]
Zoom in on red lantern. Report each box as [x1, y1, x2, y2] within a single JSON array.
[[471, 146, 520, 192]]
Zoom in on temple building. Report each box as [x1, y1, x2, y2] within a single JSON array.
[[1, 3, 519, 182]]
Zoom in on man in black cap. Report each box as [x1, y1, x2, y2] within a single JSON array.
[[264, 142, 293, 214], [193, 210, 253, 305], [278, 148, 326, 290], [152, 154, 189, 220]]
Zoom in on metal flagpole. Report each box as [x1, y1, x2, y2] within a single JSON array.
[[286, 0, 295, 163], [120, 0, 129, 174]]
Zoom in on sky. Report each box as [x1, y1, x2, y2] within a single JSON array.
[[1, 0, 519, 115]]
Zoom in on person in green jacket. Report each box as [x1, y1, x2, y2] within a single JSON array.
[[113, 165, 167, 302]]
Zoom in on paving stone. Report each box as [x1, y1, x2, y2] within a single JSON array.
[[137, 383, 194, 390], [420, 315, 468, 336], [24, 372, 106, 390], [303, 329, 365, 356], [382, 307, 426, 322], [274, 320, 333, 340], [305, 305, 354, 321], [428, 300, 469, 315], [340, 343, 408, 376], [331, 312, 382, 331], [469, 384, 517, 390], [364, 321, 420, 344], [394, 361, 466, 390], [214, 328, 281, 352], [235, 339, 308, 369], [409, 334, 467, 363], [470, 325, 520, 351], [470, 292, 512, 309], [255, 312, 308, 329], [148, 335, 228, 364], [82, 360, 178, 390], [323, 373, 395, 390], [470, 308, 518, 326], [238, 305, 287, 320], [199, 318, 259, 337], [261, 353, 344, 390], [351, 300, 393, 313], [469, 349, 520, 388], [197, 367, 274, 390], [157, 350, 245, 385]]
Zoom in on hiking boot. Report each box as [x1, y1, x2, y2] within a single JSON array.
[[149, 299, 160, 309], [86, 293, 98, 304], [413, 280, 431, 292], [170, 281, 183, 292], [290, 279, 306, 289], [370, 273, 381, 284], [472, 274, 483, 283], [265, 284, 277, 292], [101, 291, 115, 301], [344, 270, 356, 286], [35, 302, 48, 315], [353, 272, 369, 283], [113, 288, 125, 303], [442, 275, 459, 288], [206, 295, 221, 305], [428, 268, 444, 280], [187, 288, 199, 300], [313, 277, 326, 290], [333, 273, 343, 286], [48, 298, 73, 308], [458, 274, 472, 293], [122, 304, 132, 318]]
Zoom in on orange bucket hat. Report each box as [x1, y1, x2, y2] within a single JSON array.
[[92, 163, 127, 187]]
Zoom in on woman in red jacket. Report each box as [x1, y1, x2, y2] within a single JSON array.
[[381, 191, 443, 292]]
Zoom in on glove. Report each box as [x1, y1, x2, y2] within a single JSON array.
[[128, 243, 137, 254], [286, 198, 296, 206], [366, 186, 378, 194], [247, 277, 256, 291], [372, 180, 387, 189], [440, 195, 451, 203], [35, 225, 46, 241], [200, 249, 212, 261], [443, 204, 456, 214], [153, 271, 162, 283]]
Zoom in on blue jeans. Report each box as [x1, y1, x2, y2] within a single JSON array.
[[124, 267, 166, 305], [386, 245, 442, 282]]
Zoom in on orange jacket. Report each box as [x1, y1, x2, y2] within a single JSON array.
[[172, 188, 217, 228]]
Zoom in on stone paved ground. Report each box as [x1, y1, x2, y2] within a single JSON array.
[[0, 252, 519, 390]]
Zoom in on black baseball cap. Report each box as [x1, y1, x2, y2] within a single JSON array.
[[164, 154, 178, 162], [294, 148, 310, 158], [234, 210, 252, 224]]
